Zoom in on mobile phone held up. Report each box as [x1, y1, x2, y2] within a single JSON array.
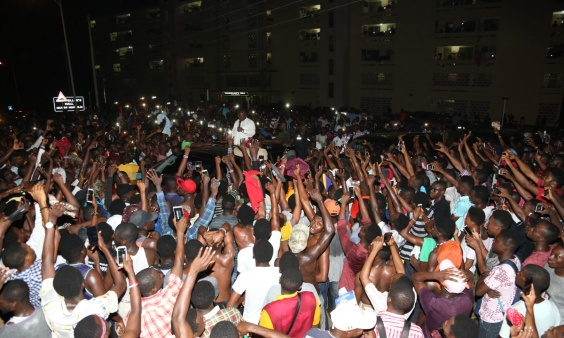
[[87, 226, 98, 247], [86, 189, 94, 203], [116, 246, 127, 267], [173, 206, 184, 221]]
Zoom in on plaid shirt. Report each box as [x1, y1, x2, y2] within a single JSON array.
[[186, 197, 216, 240], [138, 273, 183, 337], [156, 191, 172, 236], [10, 259, 42, 307], [202, 306, 242, 338]]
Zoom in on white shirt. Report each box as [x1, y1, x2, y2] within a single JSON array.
[[237, 231, 283, 273], [231, 118, 256, 145], [498, 299, 561, 338], [231, 266, 280, 324], [460, 236, 477, 273], [40, 279, 118, 338]]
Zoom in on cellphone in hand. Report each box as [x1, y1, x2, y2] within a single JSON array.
[[492, 188, 501, 195], [7, 204, 27, 222], [86, 189, 94, 203], [259, 155, 265, 164], [426, 164, 434, 170], [87, 226, 98, 247], [135, 172, 143, 180], [116, 246, 127, 267], [523, 277, 533, 295], [201, 169, 208, 175], [348, 186, 354, 198], [463, 226, 473, 236], [383, 232, 392, 244], [498, 169, 505, 175], [535, 204, 544, 213], [195, 161, 203, 171], [173, 206, 184, 221]]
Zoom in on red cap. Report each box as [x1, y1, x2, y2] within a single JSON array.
[[177, 178, 197, 194]]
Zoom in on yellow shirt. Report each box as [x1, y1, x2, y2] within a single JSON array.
[[118, 163, 139, 181], [258, 291, 320, 330]]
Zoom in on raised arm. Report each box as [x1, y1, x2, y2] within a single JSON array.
[[42, 203, 65, 280], [121, 253, 141, 338], [305, 189, 335, 260], [172, 247, 214, 338], [175, 146, 191, 177], [171, 216, 189, 277], [97, 231, 126, 297]]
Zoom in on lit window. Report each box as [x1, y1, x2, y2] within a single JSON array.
[[90, 20, 96, 29], [116, 14, 131, 24], [300, 29, 321, 41], [185, 57, 204, 68], [299, 5, 320, 19], [183, 1, 202, 13], [110, 32, 117, 41], [113, 64, 121, 73], [149, 60, 164, 71], [266, 32, 272, 43], [266, 53, 272, 64], [115, 46, 133, 57]]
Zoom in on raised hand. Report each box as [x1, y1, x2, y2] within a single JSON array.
[[29, 182, 47, 205], [173, 216, 188, 235], [308, 188, 323, 203], [189, 247, 215, 274], [146, 169, 162, 187], [370, 236, 384, 254]]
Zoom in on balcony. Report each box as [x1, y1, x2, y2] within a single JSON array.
[[300, 5, 320, 22], [300, 29, 320, 46], [362, 23, 396, 41], [363, 0, 396, 16], [185, 57, 204, 68]]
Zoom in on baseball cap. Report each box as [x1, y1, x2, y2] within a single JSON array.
[[129, 210, 157, 228], [331, 302, 376, 331], [439, 259, 467, 294], [176, 177, 197, 194], [324, 199, 341, 216], [116, 184, 135, 197], [288, 224, 309, 253]]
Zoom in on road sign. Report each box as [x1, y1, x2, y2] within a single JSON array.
[[53, 96, 85, 112], [222, 91, 249, 96]]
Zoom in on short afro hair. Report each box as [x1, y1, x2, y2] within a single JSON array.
[[109, 199, 126, 216], [115, 222, 139, 243], [0, 280, 29, 304], [413, 192, 429, 208], [521, 264, 550, 294], [237, 204, 255, 226], [210, 321, 238, 338], [185, 240, 204, 262], [450, 315, 478, 338], [471, 185, 490, 204], [54, 265, 84, 298], [222, 195, 236, 212], [58, 234, 84, 262], [254, 219, 271, 240], [136, 267, 160, 297], [279, 251, 299, 273], [393, 213, 410, 233], [253, 239, 273, 263], [466, 206, 485, 226], [389, 275, 415, 314], [363, 224, 382, 244], [435, 217, 456, 239], [74, 315, 105, 338], [280, 268, 303, 293], [497, 229, 521, 253], [537, 221, 561, 244], [191, 281, 215, 309], [157, 235, 177, 260], [490, 210, 513, 229], [1, 242, 28, 270]]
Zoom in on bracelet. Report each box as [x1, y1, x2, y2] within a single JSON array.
[[220, 228, 228, 236], [229, 169, 234, 173], [252, 156, 257, 161], [227, 148, 233, 154], [183, 154, 189, 159], [92, 212, 99, 216], [40, 206, 49, 211], [128, 282, 139, 289], [408, 220, 416, 226]]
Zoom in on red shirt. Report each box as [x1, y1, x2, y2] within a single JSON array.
[[337, 218, 371, 291]]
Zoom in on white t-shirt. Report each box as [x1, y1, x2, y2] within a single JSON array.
[[237, 231, 283, 273], [460, 237, 477, 273], [498, 299, 561, 338], [40, 279, 118, 338], [231, 266, 280, 324]]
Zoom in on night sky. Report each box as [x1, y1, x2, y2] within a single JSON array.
[[0, 0, 158, 116]]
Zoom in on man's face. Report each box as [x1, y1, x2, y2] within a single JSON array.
[[442, 316, 456, 338], [492, 235, 505, 255], [548, 246, 564, 269], [309, 215, 324, 235], [486, 218, 501, 237], [542, 172, 554, 188], [237, 110, 247, 121], [429, 183, 443, 200], [525, 222, 545, 242]]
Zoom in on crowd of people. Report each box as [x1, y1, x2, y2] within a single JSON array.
[[0, 105, 563, 338]]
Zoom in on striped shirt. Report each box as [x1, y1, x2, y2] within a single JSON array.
[[399, 214, 427, 260], [374, 311, 424, 338]]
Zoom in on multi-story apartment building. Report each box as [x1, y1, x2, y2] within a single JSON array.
[[91, 0, 564, 125]]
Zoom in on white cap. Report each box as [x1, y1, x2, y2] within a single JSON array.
[[330, 302, 376, 331]]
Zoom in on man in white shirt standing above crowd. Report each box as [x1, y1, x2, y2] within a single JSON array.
[[231, 109, 256, 145]]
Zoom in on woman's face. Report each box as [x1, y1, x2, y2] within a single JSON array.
[[548, 245, 564, 269]]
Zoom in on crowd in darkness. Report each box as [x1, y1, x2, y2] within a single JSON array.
[[0, 104, 563, 338]]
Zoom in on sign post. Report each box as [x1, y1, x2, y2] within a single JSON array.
[[53, 92, 85, 112]]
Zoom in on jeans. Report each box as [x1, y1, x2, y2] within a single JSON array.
[[328, 281, 340, 313], [317, 281, 329, 330], [479, 319, 502, 338]]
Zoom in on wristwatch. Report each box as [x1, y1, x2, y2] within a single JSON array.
[[45, 222, 54, 229]]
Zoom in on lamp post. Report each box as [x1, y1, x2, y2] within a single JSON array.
[[0, 60, 21, 111], [53, 0, 77, 112], [501, 96, 509, 129]]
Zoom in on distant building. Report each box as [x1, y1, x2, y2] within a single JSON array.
[[90, 0, 564, 125]]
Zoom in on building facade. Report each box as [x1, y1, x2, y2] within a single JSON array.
[[91, 0, 564, 125]]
